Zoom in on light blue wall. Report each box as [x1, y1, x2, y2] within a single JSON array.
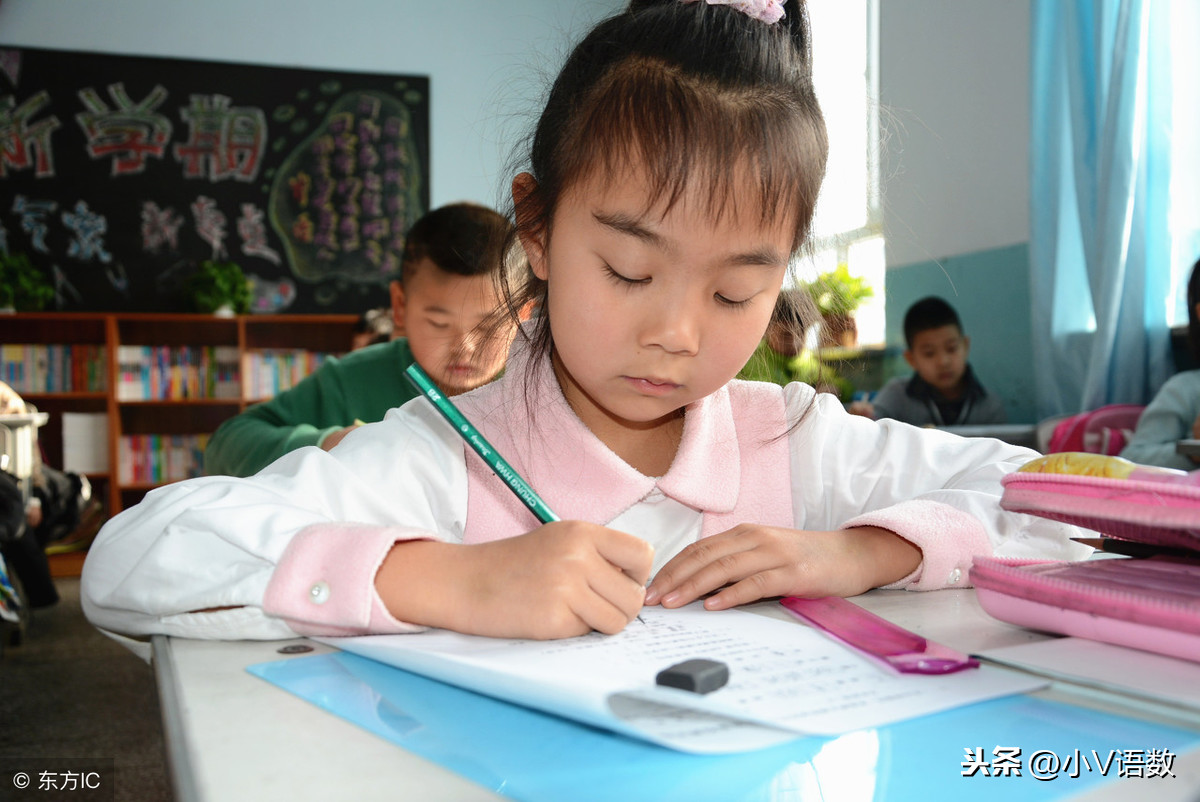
[[883, 244, 1037, 423], [0, 0, 625, 211]]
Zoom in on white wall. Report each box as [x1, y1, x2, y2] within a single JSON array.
[[878, 0, 1030, 267], [0, 0, 624, 211]]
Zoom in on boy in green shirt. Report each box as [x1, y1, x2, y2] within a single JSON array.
[[204, 203, 517, 477]]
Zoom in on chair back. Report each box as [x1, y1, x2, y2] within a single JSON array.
[[1044, 403, 1146, 455]]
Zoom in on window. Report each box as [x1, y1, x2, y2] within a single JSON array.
[[799, 0, 884, 346]]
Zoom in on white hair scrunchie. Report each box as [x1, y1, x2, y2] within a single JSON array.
[[679, 0, 786, 25]]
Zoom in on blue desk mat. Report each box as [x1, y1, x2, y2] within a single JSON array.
[[249, 651, 1198, 802]]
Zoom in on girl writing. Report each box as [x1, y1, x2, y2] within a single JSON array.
[[82, 0, 1091, 645]]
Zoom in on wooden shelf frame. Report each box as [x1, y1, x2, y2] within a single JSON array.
[[1, 312, 358, 515]]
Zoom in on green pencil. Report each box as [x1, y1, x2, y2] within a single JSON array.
[[404, 363, 560, 524]]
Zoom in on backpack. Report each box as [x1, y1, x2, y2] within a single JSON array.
[[1045, 403, 1146, 456]]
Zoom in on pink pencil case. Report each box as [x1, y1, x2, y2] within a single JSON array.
[[970, 454, 1200, 663]]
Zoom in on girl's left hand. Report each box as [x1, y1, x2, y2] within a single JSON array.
[[643, 524, 922, 611]]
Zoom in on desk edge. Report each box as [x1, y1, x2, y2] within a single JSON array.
[[152, 634, 203, 802]]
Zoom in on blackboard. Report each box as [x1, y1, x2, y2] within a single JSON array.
[[0, 45, 429, 314]]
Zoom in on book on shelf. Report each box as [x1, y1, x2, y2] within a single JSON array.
[[243, 349, 334, 400], [118, 433, 211, 484], [0, 344, 107, 393], [61, 412, 110, 474], [116, 345, 240, 401]]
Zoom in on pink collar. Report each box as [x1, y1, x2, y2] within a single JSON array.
[[456, 343, 740, 522]]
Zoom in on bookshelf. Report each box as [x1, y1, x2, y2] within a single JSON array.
[[0, 312, 358, 521]]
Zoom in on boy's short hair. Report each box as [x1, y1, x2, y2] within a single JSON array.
[[401, 202, 511, 282], [903, 296, 963, 349]]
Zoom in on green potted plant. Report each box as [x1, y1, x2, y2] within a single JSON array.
[[187, 260, 251, 316], [789, 350, 855, 401], [0, 252, 54, 312], [803, 264, 874, 348]]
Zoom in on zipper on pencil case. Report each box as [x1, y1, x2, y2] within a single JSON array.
[[970, 557, 1200, 635]]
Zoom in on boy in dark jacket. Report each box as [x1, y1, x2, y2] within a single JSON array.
[[851, 296, 1006, 426]]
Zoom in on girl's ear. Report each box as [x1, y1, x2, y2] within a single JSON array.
[[512, 172, 549, 281]]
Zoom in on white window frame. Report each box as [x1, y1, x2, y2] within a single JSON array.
[[799, 0, 884, 347]]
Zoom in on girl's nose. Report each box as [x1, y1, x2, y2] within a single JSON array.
[[641, 298, 700, 355]]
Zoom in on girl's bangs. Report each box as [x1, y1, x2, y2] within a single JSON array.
[[557, 58, 825, 250]]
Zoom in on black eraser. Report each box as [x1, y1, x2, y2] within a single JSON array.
[[655, 658, 729, 695]]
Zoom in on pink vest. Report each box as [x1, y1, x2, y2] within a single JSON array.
[[453, 350, 794, 542]]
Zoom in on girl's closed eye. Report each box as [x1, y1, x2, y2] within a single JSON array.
[[715, 278, 770, 309], [715, 291, 755, 309], [602, 263, 650, 287]]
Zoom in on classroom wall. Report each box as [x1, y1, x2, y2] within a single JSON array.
[[1, 0, 1030, 254], [0, 0, 625, 212], [878, 0, 1030, 268], [877, 0, 1035, 421]]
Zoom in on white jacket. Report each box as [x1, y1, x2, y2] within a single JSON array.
[[82, 346, 1091, 644]]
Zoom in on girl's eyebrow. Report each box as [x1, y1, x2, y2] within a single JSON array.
[[593, 210, 664, 247], [592, 210, 786, 267]]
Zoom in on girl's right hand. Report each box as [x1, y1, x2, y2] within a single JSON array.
[[374, 522, 654, 640]]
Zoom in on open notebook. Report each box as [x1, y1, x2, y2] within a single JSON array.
[[248, 610, 1200, 802], [306, 602, 1042, 754]]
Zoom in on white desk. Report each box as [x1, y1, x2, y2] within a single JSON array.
[[152, 590, 1200, 802], [940, 423, 1039, 449]]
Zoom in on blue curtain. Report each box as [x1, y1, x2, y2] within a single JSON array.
[[1029, 0, 1174, 418]]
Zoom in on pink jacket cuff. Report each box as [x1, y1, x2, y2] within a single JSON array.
[[263, 523, 430, 636], [841, 499, 993, 591]]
